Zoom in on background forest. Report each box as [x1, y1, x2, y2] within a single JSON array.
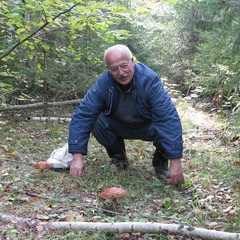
[[0, 0, 239, 133]]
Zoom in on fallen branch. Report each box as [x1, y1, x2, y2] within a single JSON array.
[[0, 99, 82, 111], [46, 222, 240, 240], [0, 213, 239, 240], [29, 117, 71, 122]]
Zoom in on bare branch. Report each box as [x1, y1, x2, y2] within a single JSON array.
[[0, 3, 80, 60]]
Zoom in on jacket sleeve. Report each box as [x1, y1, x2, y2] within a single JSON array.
[[143, 70, 183, 159], [68, 75, 107, 154]]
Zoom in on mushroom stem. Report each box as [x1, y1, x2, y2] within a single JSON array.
[[112, 199, 118, 212]]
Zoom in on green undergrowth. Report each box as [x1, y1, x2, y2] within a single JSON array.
[[0, 100, 239, 239]]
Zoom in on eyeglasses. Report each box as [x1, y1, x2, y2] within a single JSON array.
[[108, 61, 131, 75]]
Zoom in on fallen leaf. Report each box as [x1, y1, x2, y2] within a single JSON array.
[[231, 185, 238, 190], [2, 169, 10, 177], [7, 148, 16, 156], [187, 163, 193, 169], [93, 158, 101, 165], [92, 216, 101, 222], [7, 221, 16, 227], [44, 206, 52, 212], [36, 215, 50, 220], [205, 222, 219, 228], [26, 197, 38, 204], [116, 232, 131, 239], [4, 187, 10, 192], [137, 158, 142, 163], [66, 214, 73, 222], [138, 148, 143, 155], [36, 224, 45, 233], [76, 215, 85, 221], [194, 207, 202, 213], [223, 206, 234, 213]]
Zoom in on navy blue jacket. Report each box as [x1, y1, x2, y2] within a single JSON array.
[[68, 63, 183, 159]]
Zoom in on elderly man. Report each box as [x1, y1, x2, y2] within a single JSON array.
[[68, 44, 184, 185]]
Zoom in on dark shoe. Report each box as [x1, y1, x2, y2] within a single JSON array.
[[110, 158, 129, 170], [153, 149, 169, 177], [106, 139, 129, 170], [155, 167, 170, 177]]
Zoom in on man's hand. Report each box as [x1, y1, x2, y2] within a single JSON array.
[[70, 153, 85, 177], [169, 158, 184, 185]]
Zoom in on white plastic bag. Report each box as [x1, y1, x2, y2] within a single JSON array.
[[47, 143, 73, 168]]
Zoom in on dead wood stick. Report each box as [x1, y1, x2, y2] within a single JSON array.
[[0, 99, 82, 111], [29, 117, 71, 122], [0, 213, 239, 240]]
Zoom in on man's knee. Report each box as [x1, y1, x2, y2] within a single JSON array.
[[92, 113, 118, 146]]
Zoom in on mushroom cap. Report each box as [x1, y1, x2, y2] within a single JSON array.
[[99, 187, 127, 199], [35, 161, 52, 169]]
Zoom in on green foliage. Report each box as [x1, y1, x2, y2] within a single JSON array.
[[0, 0, 131, 104], [139, 0, 240, 128], [186, 1, 240, 127]]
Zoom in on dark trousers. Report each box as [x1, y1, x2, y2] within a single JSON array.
[[92, 113, 166, 155]]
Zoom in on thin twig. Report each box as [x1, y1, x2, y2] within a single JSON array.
[[0, 3, 80, 60]]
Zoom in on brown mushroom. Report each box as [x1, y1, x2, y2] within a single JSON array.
[[99, 187, 127, 211], [35, 161, 52, 170]]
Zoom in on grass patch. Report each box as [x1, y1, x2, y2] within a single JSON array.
[[0, 101, 239, 239]]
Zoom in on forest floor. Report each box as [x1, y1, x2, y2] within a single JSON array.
[[0, 98, 239, 240]]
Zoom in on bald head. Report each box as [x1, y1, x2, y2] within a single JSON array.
[[103, 44, 135, 86], [104, 44, 132, 66]]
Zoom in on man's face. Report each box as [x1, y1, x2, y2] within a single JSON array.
[[105, 50, 135, 86]]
